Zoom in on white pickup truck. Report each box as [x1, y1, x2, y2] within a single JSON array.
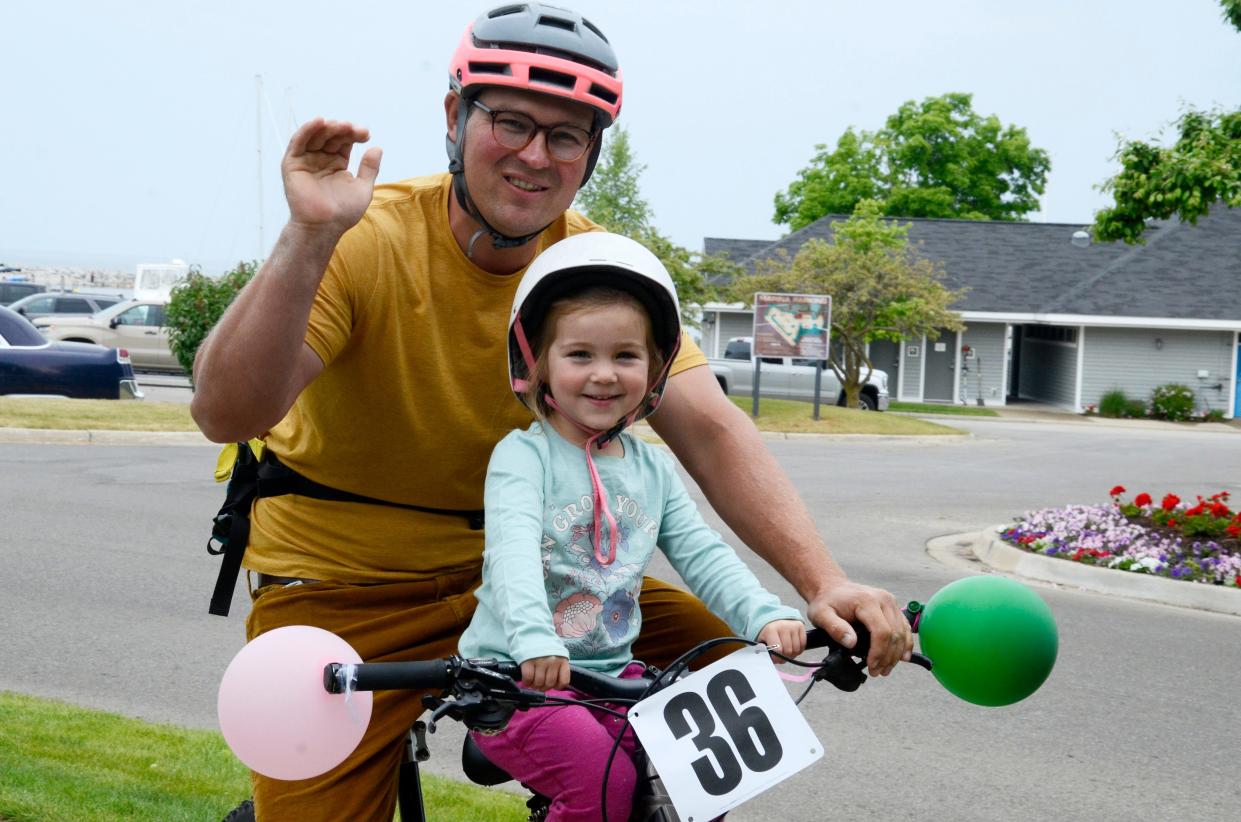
[[708, 337, 890, 411]]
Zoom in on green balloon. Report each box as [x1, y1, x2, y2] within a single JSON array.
[[918, 576, 1058, 707]]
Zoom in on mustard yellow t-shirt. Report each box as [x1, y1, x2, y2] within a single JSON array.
[[246, 173, 707, 582]]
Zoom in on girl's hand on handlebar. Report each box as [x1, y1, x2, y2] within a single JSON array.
[[520, 655, 570, 691], [757, 619, 807, 661], [808, 582, 913, 677]]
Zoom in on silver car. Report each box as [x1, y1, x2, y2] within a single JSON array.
[[34, 300, 179, 372], [7, 291, 124, 321]]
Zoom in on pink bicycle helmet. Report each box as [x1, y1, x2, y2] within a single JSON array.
[[446, 4, 624, 251]]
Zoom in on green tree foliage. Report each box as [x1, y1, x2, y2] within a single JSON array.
[[165, 261, 257, 376], [728, 200, 965, 407], [1223, 0, 1241, 30], [574, 126, 651, 238], [1093, 3, 1241, 244], [574, 127, 727, 324], [773, 92, 1051, 230]]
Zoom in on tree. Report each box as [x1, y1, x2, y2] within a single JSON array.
[[574, 126, 651, 238], [728, 200, 965, 408], [773, 92, 1050, 230], [165, 261, 257, 376], [574, 127, 726, 325], [1093, 2, 1241, 243]]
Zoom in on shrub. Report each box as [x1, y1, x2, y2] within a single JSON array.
[[165, 262, 258, 377], [1098, 389, 1130, 418], [1150, 383, 1196, 422], [1125, 398, 1147, 418]]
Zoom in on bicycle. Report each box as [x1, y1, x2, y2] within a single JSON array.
[[218, 575, 1058, 821]]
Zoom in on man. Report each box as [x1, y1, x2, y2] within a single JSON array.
[[193, 5, 912, 819]]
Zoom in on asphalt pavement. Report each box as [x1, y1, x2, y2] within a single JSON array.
[[3, 411, 1240, 821]]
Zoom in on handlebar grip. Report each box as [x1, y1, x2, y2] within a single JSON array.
[[325, 660, 453, 694], [569, 667, 652, 701], [805, 625, 932, 671]]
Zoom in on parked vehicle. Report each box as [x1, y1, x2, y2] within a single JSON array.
[[6, 291, 124, 320], [0, 306, 143, 399], [709, 336, 890, 410], [34, 299, 180, 372], [0, 281, 45, 306]]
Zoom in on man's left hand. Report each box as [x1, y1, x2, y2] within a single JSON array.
[[807, 582, 913, 676]]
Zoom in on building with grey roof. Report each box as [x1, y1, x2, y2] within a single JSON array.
[[699, 205, 1241, 417]]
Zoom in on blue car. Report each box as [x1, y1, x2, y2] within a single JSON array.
[[0, 306, 143, 399]]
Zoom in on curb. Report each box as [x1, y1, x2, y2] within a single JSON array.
[[0, 427, 213, 446], [933, 527, 1241, 617]]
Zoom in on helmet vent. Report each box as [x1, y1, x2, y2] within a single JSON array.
[[488, 5, 527, 19], [468, 61, 514, 77], [528, 66, 576, 91], [536, 14, 576, 32], [588, 83, 618, 106], [581, 18, 608, 43]]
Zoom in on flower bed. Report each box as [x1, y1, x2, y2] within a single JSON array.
[[1000, 486, 1241, 587]]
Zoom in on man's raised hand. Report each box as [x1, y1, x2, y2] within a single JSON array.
[[282, 118, 382, 234]]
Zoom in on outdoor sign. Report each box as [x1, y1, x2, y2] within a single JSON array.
[[628, 646, 823, 820], [752, 293, 831, 359]]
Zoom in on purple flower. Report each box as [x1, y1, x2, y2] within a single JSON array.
[[601, 588, 636, 642]]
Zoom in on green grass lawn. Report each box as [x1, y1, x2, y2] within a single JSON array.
[[0, 397, 198, 432], [0, 692, 528, 822], [726, 396, 964, 435], [889, 400, 999, 417], [0, 396, 964, 437]]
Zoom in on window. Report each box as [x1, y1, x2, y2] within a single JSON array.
[[1024, 325, 1078, 344], [24, 296, 56, 313], [116, 305, 154, 326], [57, 298, 93, 312]]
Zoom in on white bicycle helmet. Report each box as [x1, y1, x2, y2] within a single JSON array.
[[507, 231, 681, 431], [507, 231, 681, 565]]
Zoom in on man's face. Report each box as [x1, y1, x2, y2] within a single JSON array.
[[449, 87, 596, 239]]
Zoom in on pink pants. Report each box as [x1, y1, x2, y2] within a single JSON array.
[[470, 662, 646, 822]]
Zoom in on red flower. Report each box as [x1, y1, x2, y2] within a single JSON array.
[[1167, 518, 1178, 527], [1134, 493, 1152, 507], [1109, 485, 1126, 497], [1161, 494, 1181, 512], [1227, 524, 1241, 538], [1236, 575, 1241, 587], [1210, 502, 1231, 518], [1185, 504, 1206, 517]]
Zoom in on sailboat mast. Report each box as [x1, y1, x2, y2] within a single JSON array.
[[256, 74, 264, 259]]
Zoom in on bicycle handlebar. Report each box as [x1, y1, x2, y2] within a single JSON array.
[[324, 615, 931, 701]]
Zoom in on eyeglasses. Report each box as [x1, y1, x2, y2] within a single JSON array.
[[471, 99, 597, 163]]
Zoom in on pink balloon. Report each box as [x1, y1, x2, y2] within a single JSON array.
[[218, 625, 373, 781]]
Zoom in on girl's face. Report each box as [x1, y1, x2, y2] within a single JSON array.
[[544, 301, 653, 447]]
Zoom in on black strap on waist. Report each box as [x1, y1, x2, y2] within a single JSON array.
[[207, 444, 484, 617]]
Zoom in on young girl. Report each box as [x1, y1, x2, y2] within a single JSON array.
[[458, 232, 806, 821]]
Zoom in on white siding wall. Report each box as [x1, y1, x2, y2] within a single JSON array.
[[1080, 327, 1234, 414], [960, 323, 1007, 406], [702, 311, 754, 358], [1019, 337, 1078, 407]]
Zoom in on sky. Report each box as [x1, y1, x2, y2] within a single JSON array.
[[3, 1, 1239, 275]]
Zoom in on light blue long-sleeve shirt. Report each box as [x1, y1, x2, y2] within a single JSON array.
[[458, 422, 802, 675]]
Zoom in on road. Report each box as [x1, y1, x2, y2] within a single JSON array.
[[2, 417, 1239, 821], [133, 370, 192, 403]]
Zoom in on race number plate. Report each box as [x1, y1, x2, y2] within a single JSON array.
[[628, 646, 823, 821]]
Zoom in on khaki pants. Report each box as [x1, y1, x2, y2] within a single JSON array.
[[245, 572, 731, 822]]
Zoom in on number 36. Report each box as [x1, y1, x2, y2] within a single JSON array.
[[662, 668, 783, 795]]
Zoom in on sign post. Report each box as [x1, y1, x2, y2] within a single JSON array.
[[752, 293, 832, 419]]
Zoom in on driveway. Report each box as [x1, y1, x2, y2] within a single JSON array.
[[2, 417, 1238, 821]]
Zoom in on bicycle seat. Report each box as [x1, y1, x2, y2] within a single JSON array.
[[461, 734, 513, 786]]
